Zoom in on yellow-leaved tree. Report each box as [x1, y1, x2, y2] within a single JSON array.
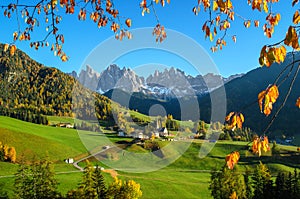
[[107, 177, 142, 199]]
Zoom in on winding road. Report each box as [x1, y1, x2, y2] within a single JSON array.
[[72, 145, 115, 171]]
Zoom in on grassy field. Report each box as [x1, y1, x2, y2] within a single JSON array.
[[1, 116, 300, 198], [47, 116, 75, 125]]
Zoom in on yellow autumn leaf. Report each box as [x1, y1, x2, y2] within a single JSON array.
[[61, 54, 68, 62], [225, 112, 244, 130], [252, 137, 259, 154], [268, 85, 279, 103], [226, 0, 233, 9], [225, 151, 240, 170], [258, 90, 267, 113], [209, 32, 213, 41], [262, 136, 270, 152], [258, 142, 262, 156], [236, 114, 243, 129], [225, 112, 235, 121], [293, 10, 300, 24], [125, 18, 132, 27], [284, 26, 300, 50], [263, 0, 268, 13], [258, 85, 279, 116], [273, 45, 286, 63], [213, 1, 218, 11], [266, 48, 276, 67], [239, 113, 244, 123], [263, 93, 272, 116], [244, 20, 251, 28]]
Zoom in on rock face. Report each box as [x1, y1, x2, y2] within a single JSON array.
[[73, 64, 243, 98], [96, 64, 145, 93], [77, 65, 100, 91], [145, 67, 194, 98]]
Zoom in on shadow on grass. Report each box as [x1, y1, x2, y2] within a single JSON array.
[[239, 154, 300, 169]]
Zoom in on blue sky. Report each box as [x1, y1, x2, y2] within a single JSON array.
[[0, 1, 296, 77]]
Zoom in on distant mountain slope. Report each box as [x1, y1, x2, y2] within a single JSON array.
[[0, 44, 113, 121], [199, 53, 300, 135], [104, 53, 300, 135]]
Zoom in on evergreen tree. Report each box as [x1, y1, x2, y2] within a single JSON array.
[[78, 163, 98, 199], [252, 162, 274, 199], [93, 166, 108, 199], [209, 166, 247, 199], [244, 169, 253, 199], [33, 158, 60, 198], [292, 169, 300, 198], [285, 171, 294, 199], [274, 172, 286, 199], [14, 158, 60, 199], [14, 163, 34, 199], [274, 169, 300, 199]]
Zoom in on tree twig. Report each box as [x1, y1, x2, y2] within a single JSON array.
[[264, 63, 300, 135]]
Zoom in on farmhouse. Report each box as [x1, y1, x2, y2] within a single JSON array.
[[158, 127, 168, 137], [57, 123, 74, 128]]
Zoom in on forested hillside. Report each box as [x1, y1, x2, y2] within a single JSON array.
[[0, 44, 113, 122]]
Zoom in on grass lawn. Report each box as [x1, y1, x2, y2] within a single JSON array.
[[0, 116, 113, 162], [1, 116, 300, 199], [117, 169, 211, 199], [47, 116, 75, 125]]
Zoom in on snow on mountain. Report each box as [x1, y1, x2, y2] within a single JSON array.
[[72, 64, 243, 99]]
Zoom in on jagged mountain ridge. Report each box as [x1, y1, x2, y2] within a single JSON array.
[[72, 64, 243, 98], [103, 52, 300, 135]]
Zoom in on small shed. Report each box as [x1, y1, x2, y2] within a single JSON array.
[[65, 158, 74, 164]]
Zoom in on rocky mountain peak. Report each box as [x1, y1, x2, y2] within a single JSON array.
[[77, 65, 100, 91], [75, 64, 243, 98], [96, 65, 145, 93]]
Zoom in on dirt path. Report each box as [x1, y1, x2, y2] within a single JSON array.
[[103, 169, 118, 178]]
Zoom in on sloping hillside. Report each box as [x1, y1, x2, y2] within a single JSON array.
[[0, 43, 113, 121]]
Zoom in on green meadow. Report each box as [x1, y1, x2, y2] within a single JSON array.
[[0, 116, 299, 198]]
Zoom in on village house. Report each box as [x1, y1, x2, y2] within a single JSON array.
[[158, 127, 169, 137]]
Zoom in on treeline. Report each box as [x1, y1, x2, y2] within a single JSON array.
[[74, 121, 102, 132], [0, 107, 49, 125], [194, 120, 255, 141], [0, 142, 16, 163], [0, 43, 113, 123], [210, 162, 300, 199], [0, 159, 142, 199]]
